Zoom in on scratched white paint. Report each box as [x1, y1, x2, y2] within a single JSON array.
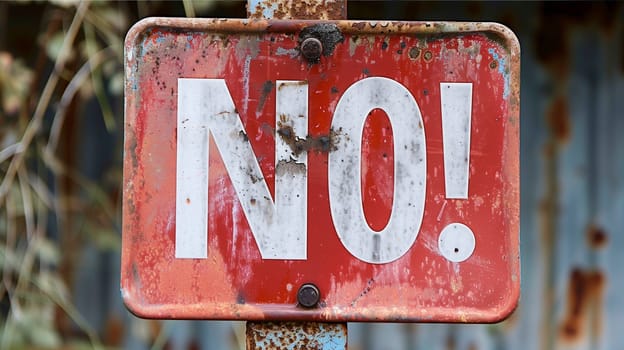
[[275, 80, 308, 166], [176, 79, 209, 259], [176, 78, 307, 259], [274, 80, 308, 257], [438, 223, 475, 262], [440, 82, 473, 199], [329, 77, 427, 264]]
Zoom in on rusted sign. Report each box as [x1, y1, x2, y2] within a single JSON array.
[[122, 18, 520, 322]]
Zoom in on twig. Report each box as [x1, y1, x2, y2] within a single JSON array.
[[31, 276, 104, 350], [84, 9, 124, 56], [45, 47, 115, 154], [41, 148, 117, 222], [150, 322, 168, 350], [0, 1, 90, 203], [183, 0, 196, 18], [26, 172, 54, 209], [1, 190, 16, 304], [0, 143, 22, 164], [1, 189, 20, 350], [17, 166, 34, 240], [84, 22, 116, 131]]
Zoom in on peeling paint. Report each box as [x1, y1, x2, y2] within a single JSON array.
[[488, 48, 510, 98], [559, 268, 605, 343], [122, 17, 519, 322]]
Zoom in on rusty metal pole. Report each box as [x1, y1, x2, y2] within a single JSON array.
[[245, 0, 347, 349], [247, 0, 346, 20]]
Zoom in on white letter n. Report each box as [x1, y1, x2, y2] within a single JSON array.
[[176, 79, 308, 259]]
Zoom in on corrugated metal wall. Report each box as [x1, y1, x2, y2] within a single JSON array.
[[345, 4, 624, 350], [38, 1, 624, 349]]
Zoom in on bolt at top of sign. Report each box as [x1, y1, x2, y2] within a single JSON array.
[[300, 37, 323, 63]]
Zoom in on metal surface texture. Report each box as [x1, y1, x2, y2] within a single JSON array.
[[246, 321, 347, 349], [247, 0, 346, 20], [121, 17, 520, 322]]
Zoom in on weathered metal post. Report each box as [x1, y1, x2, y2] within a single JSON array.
[[245, 2, 348, 349], [247, 0, 346, 21]]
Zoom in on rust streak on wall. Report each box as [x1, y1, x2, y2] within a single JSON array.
[[586, 224, 608, 249], [546, 96, 571, 145], [559, 268, 605, 343]]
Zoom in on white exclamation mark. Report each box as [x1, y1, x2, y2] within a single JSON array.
[[438, 82, 476, 263]]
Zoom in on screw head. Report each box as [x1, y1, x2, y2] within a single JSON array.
[[300, 37, 323, 63], [297, 283, 320, 308]]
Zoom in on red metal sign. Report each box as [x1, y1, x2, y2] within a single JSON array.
[[122, 18, 520, 322]]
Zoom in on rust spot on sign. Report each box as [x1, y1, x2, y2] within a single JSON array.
[[559, 268, 605, 343], [350, 278, 375, 306], [408, 46, 420, 60], [277, 123, 341, 156], [423, 50, 433, 61], [299, 24, 345, 62], [351, 22, 366, 31], [249, 0, 346, 20]]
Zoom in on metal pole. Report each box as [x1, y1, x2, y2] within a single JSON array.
[[247, 0, 346, 20], [247, 322, 347, 349], [245, 0, 348, 349]]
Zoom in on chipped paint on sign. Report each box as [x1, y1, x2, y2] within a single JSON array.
[[248, 0, 347, 20], [488, 48, 510, 98]]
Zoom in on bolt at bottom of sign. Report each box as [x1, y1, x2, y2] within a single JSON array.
[[438, 223, 475, 262], [297, 283, 321, 308]]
